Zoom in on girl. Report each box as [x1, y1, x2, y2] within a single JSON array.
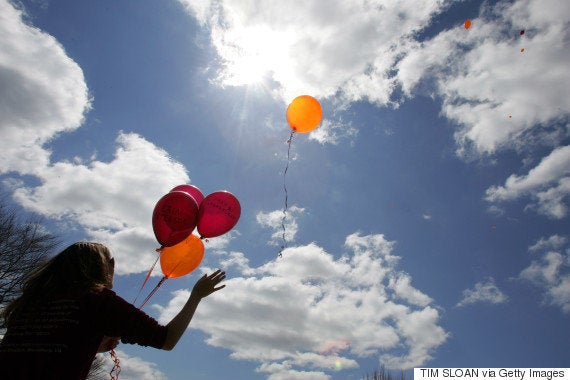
[[0, 242, 225, 379]]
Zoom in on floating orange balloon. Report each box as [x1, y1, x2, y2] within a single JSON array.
[[286, 95, 322, 133], [464, 19, 472, 29], [160, 234, 204, 279]]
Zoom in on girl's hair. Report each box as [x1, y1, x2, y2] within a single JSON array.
[[3, 242, 114, 324]]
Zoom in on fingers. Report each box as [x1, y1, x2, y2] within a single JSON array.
[[208, 269, 225, 280], [208, 270, 226, 292], [193, 269, 226, 298]]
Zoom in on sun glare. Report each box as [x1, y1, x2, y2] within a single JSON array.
[[221, 26, 291, 87], [226, 55, 266, 86]]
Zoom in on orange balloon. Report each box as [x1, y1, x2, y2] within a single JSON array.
[[286, 95, 323, 133], [160, 234, 204, 279], [464, 19, 472, 29]]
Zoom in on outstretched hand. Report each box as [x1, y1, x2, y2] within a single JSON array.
[[162, 269, 227, 350], [191, 270, 226, 299]]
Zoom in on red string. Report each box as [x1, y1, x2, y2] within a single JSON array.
[[138, 276, 167, 309], [111, 248, 163, 380], [132, 248, 162, 304], [110, 349, 121, 380]]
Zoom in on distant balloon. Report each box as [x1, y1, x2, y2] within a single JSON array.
[[170, 184, 204, 207], [197, 191, 241, 238], [521, 48, 525, 53], [464, 19, 472, 29], [152, 191, 199, 247], [520, 30, 525, 35], [286, 95, 322, 133], [160, 234, 204, 278]]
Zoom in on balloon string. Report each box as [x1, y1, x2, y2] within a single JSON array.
[[138, 276, 167, 309], [279, 131, 295, 258], [118, 249, 162, 379], [110, 349, 121, 380], [132, 248, 162, 305]]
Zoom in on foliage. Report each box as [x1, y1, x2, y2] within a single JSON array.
[[0, 200, 59, 330], [363, 365, 408, 380]]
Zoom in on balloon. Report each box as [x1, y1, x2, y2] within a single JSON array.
[[464, 19, 472, 29], [286, 95, 322, 133], [152, 191, 199, 247], [197, 191, 241, 238], [160, 234, 204, 279], [170, 184, 204, 206]]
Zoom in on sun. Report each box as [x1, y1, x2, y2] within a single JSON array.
[[225, 55, 267, 86], [218, 26, 292, 87]]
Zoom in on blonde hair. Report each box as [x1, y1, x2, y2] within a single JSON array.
[[3, 242, 114, 324]]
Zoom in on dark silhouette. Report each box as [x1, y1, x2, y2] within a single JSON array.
[[0, 241, 225, 379], [363, 365, 408, 380]]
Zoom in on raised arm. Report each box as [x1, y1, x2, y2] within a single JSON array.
[[162, 270, 226, 351]]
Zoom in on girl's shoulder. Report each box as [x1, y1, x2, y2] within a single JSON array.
[[82, 287, 134, 310], [82, 286, 119, 302]]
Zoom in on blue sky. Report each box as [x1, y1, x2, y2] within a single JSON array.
[[1, 0, 569, 379]]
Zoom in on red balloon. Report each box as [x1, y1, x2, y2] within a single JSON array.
[[197, 191, 241, 238], [160, 234, 204, 278], [170, 184, 204, 206], [152, 191, 199, 247]]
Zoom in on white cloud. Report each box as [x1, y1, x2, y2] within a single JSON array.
[[256, 205, 305, 246], [7, 132, 191, 275], [308, 119, 358, 146], [456, 278, 508, 307], [96, 350, 167, 380], [397, 0, 570, 157], [155, 232, 448, 377], [0, 0, 195, 275], [518, 235, 570, 313], [177, 0, 449, 103], [389, 272, 433, 307], [179, 0, 569, 154], [0, 0, 91, 174], [177, 0, 570, 220], [528, 234, 568, 253], [485, 146, 570, 219], [397, 0, 570, 219]]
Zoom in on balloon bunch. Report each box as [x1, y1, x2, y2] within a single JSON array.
[[136, 184, 241, 308], [152, 184, 241, 246], [279, 95, 322, 257]]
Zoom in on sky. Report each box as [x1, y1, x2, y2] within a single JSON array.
[[0, 0, 569, 379]]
